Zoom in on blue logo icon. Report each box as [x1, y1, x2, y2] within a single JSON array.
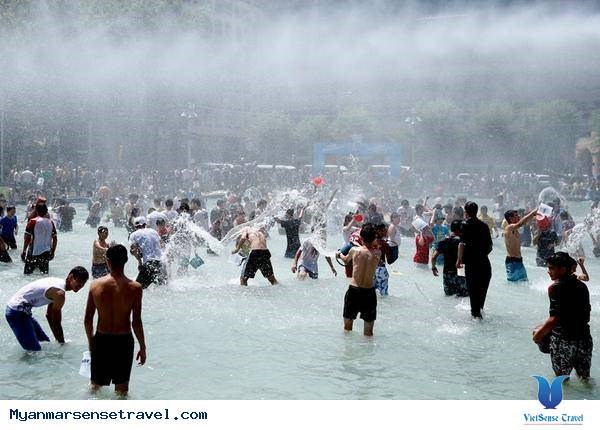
[[532, 375, 569, 409]]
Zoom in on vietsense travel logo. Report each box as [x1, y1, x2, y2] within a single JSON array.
[[532, 375, 568, 409], [522, 376, 584, 426]]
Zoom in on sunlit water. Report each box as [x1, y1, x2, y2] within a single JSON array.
[[0, 202, 598, 400]]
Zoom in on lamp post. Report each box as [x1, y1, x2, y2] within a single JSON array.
[[404, 109, 421, 166], [180, 103, 199, 169]]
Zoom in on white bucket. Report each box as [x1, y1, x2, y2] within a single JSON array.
[[537, 203, 553, 217], [412, 218, 428, 231]]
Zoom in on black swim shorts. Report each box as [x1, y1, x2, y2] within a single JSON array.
[[243, 249, 274, 279], [136, 260, 167, 289], [550, 334, 593, 378], [343, 285, 377, 322], [91, 332, 135, 386]]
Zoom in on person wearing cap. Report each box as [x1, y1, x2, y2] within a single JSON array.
[[128, 217, 167, 289], [533, 252, 592, 380], [503, 208, 537, 282], [456, 201, 493, 319]]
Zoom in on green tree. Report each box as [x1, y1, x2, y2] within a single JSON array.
[[331, 106, 374, 141], [417, 99, 465, 167], [519, 100, 581, 172]]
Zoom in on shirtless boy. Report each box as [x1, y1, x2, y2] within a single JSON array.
[[504, 209, 537, 282], [238, 227, 278, 286], [84, 244, 146, 395], [336, 223, 381, 336]]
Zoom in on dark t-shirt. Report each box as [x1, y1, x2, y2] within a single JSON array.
[[436, 236, 460, 273], [280, 218, 301, 256], [460, 217, 492, 264], [0, 215, 17, 241], [537, 230, 559, 260], [549, 275, 591, 340]]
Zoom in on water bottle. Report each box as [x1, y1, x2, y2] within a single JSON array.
[[79, 351, 91, 378]]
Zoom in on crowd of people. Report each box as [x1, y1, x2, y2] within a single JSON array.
[[0, 161, 595, 396]]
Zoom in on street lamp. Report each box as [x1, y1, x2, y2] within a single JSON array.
[[180, 103, 199, 169], [404, 109, 421, 166]]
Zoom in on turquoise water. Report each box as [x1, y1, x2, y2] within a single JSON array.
[[0, 202, 598, 400]]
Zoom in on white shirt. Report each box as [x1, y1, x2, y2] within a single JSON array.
[[7, 277, 65, 314], [129, 227, 163, 264], [298, 239, 320, 274]]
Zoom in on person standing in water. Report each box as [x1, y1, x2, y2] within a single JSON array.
[[503, 209, 537, 282], [239, 227, 278, 286], [457, 201, 493, 319], [91, 226, 111, 279], [5, 267, 89, 351], [275, 207, 305, 258], [84, 244, 146, 395], [336, 223, 381, 336], [533, 252, 592, 380]]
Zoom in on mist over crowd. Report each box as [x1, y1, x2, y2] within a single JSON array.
[[1, 0, 600, 174]]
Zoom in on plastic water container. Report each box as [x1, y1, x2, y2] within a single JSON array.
[[536, 215, 552, 231], [412, 218, 428, 232], [457, 266, 466, 277], [79, 351, 91, 378], [537, 203, 553, 217]]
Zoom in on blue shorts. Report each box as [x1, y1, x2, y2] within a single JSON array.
[[5, 307, 51, 351], [506, 257, 528, 282], [372, 266, 389, 296]]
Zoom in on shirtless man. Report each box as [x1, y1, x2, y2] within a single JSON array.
[[336, 223, 381, 336], [237, 227, 278, 286], [504, 209, 537, 282], [84, 244, 145, 395], [91, 226, 110, 279]]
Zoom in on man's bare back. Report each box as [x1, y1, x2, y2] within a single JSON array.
[[243, 228, 268, 250], [348, 245, 381, 288], [88, 274, 142, 334]]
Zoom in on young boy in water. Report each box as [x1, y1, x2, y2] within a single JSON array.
[[533, 252, 592, 380], [336, 224, 381, 336], [431, 220, 468, 297]]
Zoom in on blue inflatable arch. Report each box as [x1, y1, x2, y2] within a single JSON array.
[[313, 142, 402, 177]]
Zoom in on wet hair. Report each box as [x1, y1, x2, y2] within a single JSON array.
[[480, 205, 488, 211], [179, 202, 190, 213], [165, 198, 174, 208], [450, 220, 463, 234], [401, 199, 409, 206], [545, 251, 576, 269], [368, 203, 377, 212], [106, 244, 128, 268], [390, 212, 400, 220], [453, 206, 464, 218], [464, 201, 478, 217], [36, 203, 48, 216], [504, 210, 518, 222], [6, 205, 15, 212], [191, 198, 202, 208], [559, 211, 570, 220], [375, 222, 388, 231], [415, 204, 424, 214], [156, 218, 166, 226], [97, 226, 108, 234], [69, 266, 89, 282], [360, 223, 377, 243]]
